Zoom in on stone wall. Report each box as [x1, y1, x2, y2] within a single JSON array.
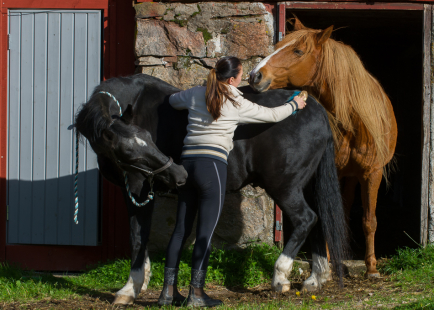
[[134, 1, 274, 89], [133, 2, 277, 251]]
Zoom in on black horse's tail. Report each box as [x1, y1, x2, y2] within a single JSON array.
[[314, 135, 349, 286]]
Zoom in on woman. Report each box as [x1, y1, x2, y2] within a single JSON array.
[[158, 57, 307, 307]]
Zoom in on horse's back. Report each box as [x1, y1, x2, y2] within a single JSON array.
[[228, 87, 332, 191]]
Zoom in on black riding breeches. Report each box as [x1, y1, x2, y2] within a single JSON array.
[[165, 157, 227, 271]]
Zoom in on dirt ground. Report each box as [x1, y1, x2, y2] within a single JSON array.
[[1, 273, 422, 310]]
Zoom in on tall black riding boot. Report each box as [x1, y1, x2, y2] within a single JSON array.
[[157, 267, 186, 306], [186, 269, 223, 307]]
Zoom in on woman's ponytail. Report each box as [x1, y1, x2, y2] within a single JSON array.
[[206, 57, 241, 120]]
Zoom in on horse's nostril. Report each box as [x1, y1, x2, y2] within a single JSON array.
[[254, 72, 262, 84]]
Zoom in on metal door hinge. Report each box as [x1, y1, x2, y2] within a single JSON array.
[[6, 205, 9, 221], [278, 32, 283, 42], [7, 34, 11, 50], [276, 220, 282, 231]]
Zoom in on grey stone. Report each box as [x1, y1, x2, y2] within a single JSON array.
[[342, 260, 367, 277], [135, 56, 167, 66], [163, 10, 175, 21], [212, 185, 274, 248], [200, 58, 217, 68], [188, 15, 232, 35], [135, 20, 176, 57], [241, 57, 263, 82], [135, 2, 166, 19], [140, 66, 180, 89], [178, 63, 209, 90], [147, 194, 197, 253], [165, 22, 206, 58], [206, 34, 224, 58], [147, 185, 275, 252], [198, 2, 268, 18], [170, 3, 200, 20], [294, 260, 312, 273], [222, 20, 271, 59]]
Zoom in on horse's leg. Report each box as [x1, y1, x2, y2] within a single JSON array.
[[271, 192, 317, 293], [359, 169, 382, 277], [302, 221, 330, 292], [113, 199, 155, 305], [141, 248, 152, 291]]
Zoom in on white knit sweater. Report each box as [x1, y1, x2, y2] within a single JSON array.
[[169, 84, 297, 157]]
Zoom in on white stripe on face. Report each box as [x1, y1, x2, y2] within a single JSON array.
[[250, 39, 296, 78], [134, 136, 147, 147]]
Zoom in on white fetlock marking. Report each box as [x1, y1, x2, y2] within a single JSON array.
[[302, 253, 330, 291], [116, 257, 145, 300], [271, 254, 293, 292], [141, 249, 152, 292]]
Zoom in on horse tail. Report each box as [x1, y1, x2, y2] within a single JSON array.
[[314, 133, 349, 286]]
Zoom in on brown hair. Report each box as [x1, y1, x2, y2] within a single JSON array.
[[206, 57, 242, 120]]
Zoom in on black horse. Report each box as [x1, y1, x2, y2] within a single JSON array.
[[75, 74, 347, 305]]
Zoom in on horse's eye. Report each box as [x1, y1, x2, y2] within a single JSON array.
[[294, 49, 304, 56]]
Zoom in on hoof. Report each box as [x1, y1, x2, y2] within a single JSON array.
[[301, 277, 320, 292], [301, 282, 319, 292], [272, 283, 291, 293], [113, 294, 135, 305], [366, 272, 380, 278]]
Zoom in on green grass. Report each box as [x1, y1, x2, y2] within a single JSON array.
[[149, 243, 283, 288], [0, 243, 283, 302], [2, 243, 434, 309]]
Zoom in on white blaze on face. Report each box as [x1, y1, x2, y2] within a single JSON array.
[[134, 136, 147, 147], [250, 39, 296, 79]]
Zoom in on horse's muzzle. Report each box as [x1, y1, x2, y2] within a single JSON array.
[[249, 71, 271, 93]]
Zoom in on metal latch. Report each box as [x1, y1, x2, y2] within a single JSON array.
[[278, 32, 283, 42], [276, 220, 282, 231]]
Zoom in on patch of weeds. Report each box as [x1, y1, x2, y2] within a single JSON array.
[[220, 27, 230, 34], [191, 4, 201, 18], [381, 244, 434, 273], [170, 19, 187, 27], [196, 27, 212, 44]]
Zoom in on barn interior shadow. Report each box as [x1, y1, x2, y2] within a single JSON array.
[[286, 9, 424, 259]]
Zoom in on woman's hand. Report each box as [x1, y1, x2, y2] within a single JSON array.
[[294, 91, 308, 110]]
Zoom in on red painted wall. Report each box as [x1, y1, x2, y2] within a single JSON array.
[[0, 0, 135, 270]]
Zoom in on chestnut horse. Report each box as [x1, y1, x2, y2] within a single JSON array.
[[249, 18, 397, 277]]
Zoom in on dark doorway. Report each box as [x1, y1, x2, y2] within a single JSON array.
[[282, 9, 424, 259]]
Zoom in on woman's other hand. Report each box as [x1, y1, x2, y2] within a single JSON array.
[[294, 91, 308, 110]]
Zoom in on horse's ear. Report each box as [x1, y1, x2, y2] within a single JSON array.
[[292, 16, 306, 31], [316, 25, 334, 46]]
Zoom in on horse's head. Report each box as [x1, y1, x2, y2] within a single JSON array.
[[98, 119, 187, 189], [249, 18, 333, 92], [76, 93, 188, 190]]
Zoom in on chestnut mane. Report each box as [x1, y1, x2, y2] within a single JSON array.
[[277, 29, 392, 167]]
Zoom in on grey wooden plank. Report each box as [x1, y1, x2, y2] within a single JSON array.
[[45, 12, 61, 244], [31, 12, 48, 244], [71, 12, 88, 245], [422, 4, 432, 246], [84, 12, 101, 246], [57, 12, 75, 245], [7, 12, 22, 244], [18, 13, 35, 244]]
